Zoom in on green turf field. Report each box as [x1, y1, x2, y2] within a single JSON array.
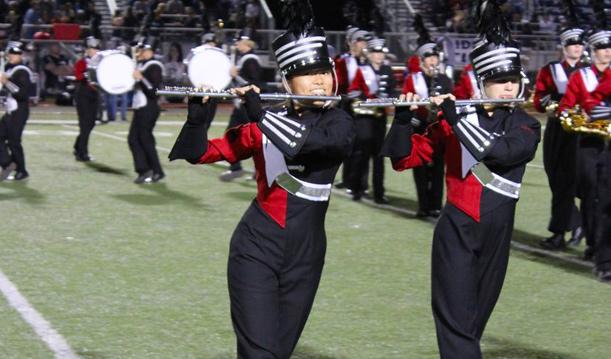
[[0, 106, 608, 359]]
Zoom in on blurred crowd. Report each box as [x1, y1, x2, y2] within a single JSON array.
[[424, 0, 608, 34]]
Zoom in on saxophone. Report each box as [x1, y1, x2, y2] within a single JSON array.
[[559, 106, 611, 139]]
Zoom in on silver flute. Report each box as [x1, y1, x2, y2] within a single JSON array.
[[357, 98, 526, 108], [156, 86, 342, 102]]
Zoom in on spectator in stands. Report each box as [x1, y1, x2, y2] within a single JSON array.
[[122, 6, 138, 39], [23, 1, 42, 38], [164, 42, 185, 85], [61, 2, 76, 23], [184, 7, 199, 28], [42, 42, 72, 96], [165, 0, 184, 14], [244, 0, 260, 29], [538, 13, 557, 33]]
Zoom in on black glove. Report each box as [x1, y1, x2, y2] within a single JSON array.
[[439, 98, 459, 126], [187, 96, 215, 125], [590, 104, 611, 120], [393, 105, 414, 126], [243, 89, 265, 122], [540, 94, 551, 108], [169, 97, 214, 162]]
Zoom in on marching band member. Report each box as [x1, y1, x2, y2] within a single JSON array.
[[559, 18, 611, 261], [401, 15, 453, 217], [219, 28, 263, 182], [130, 37, 165, 184], [169, 1, 354, 355], [347, 36, 394, 203], [582, 60, 611, 282], [534, 4, 586, 249], [382, 1, 540, 356], [0, 40, 33, 181], [73, 36, 101, 163], [453, 63, 481, 100], [334, 26, 370, 191]]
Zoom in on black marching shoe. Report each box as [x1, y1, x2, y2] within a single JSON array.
[[416, 209, 429, 218], [134, 171, 153, 184], [583, 246, 595, 261], [11, 171, 29, 181], [567, 226, 585, 247], [74, 150, 92, 162], [0, 162, 17, 181], [352, 191, 363, 201], [593, 266, 611, 283], [374, 196, 390, 205], [428, 209, 441, 218], [334, 181, 347, 189], [539, 233, 566, 250], [151, 172, 165, 183]]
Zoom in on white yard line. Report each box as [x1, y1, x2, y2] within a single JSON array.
[[0, 270, 80, 359]]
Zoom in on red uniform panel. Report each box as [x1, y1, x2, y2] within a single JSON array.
[[391, 119, 484, 221], [560, 65, 611, 112], [453, 64, 476, 100], [198, 123, 289, 228]]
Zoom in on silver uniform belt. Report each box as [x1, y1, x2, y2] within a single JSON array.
[[471, 163, 521, 199], [275, 172, 332, 202]]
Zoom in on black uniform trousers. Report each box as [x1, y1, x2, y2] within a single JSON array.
[[128, 101, 163, 175], [339, 104, 356, 189], [348, 115, 386, 198], [73, 84, 99, 158], [228, 198, 327, 359], [0, 105, 29, 173], [432, 201, 515, 359], [576, 136, 605, 250], [227, 106, 248, 172], [413, 154, 444, 213], [542, 117, 581, 233], [595, 144, 611, 270]]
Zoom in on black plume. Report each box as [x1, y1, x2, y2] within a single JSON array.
[[475, 0, 513, 45], [591, 0, 607, 30], [280, 0, 316, 37], [562, 0, 580, 27], [413, 14, 432, 46]]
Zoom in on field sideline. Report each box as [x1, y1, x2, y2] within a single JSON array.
[[0, 105, 608, 359]]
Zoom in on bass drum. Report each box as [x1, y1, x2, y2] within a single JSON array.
[[186, 45, 232, 90], [88, 50, 136, 95]]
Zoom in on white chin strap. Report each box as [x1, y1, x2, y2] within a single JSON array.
[[281, 62, 338, 109], [477, 73, 527, 105]]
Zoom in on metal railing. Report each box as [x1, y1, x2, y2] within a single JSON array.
[[12, 24, 564, 72]]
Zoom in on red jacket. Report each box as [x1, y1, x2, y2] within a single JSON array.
[[391, 108, 540, 222], [584, 68, 611, 113], [74, 57, 88, 81], [402, 72, 433, 121], [533, 61, 581, 113], [453, 64, 478, 100], [560, 64, 611, 112], [334, 56, 349, 95]]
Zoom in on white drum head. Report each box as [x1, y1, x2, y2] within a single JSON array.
[[188, 47, 232, 90], [96, 53, 136, 94]]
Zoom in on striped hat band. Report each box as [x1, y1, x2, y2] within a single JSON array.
[[368, 38, 386, 51], [274, 36, 327, 69], [417, 43, 438, 57], [560, 28, 584, 43], [588, 31, 611, 46], [472, 47, 521, 77]]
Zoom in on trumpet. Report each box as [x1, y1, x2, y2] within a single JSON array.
[[156, 86, 342, 102], [356, 98, 526, 108]]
